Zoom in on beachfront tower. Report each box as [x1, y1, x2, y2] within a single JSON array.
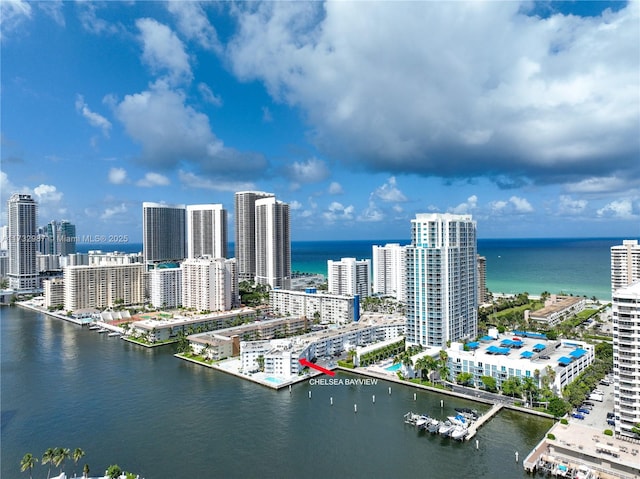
[[372, 243, 407, 302], [186, 204, 228, 260], [611, 240, 640, 292], [406, 213, 478, 347], [328, 257, 371, 299], [611, 281, 640, 438], [234, 191, 275, 282], [142, 202, 186, 264], [7, 193, 39, 291], [254, 196, 291, 290]]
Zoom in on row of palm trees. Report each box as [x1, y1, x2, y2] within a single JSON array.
[[20, 447, 86, 479], [393, 349, 449, 383]]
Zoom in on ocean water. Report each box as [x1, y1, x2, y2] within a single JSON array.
[[80, 237, 629, 300]]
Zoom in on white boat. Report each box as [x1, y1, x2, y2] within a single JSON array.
[[447, 415, 467, 426], [415, 415, 429, 428], [89, 324, 100, 330], [438, 420, 455, 436], [450, 425, 468, 440], [98, 328, 109, 333], [427, 419, 441, 433], [108, 331, 121, 337]]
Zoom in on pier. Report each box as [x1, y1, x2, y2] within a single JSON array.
[[465, 403, 503, 441]]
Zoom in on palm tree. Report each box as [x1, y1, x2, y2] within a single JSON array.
[[106, 464, 122, 479], [437, 350, 449, 383], [20, 453, 38, 479], [83, 463, 90, 478], [73, 448, 85, 478], [42, 448, 55, 479], [53, 447, 70, 474]]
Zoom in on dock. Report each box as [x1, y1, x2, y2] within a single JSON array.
[[465, 403, 503, 440]]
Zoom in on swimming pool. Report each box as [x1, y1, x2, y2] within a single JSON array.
[[264, 376, 284, 384], [385, 363, 401, 372]]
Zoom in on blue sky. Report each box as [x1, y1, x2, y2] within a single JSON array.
[[1, 1, 639, 242]]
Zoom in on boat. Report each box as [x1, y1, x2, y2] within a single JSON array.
[[427, 419, 441, 433], [108, 332, 121, 337], [438, 420, 455, 436], [404, 412, 420, 425], [89, 324, 100, 330], [450, 425, 468, 440], [454, 407, 479, 420], [98, 328, 109, 333], [415, 415, 430, 428], [447, 415, 467, 426]]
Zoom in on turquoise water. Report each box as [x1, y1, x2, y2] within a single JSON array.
[[264, 376, 283, 384], [385, 363, 402, 372]]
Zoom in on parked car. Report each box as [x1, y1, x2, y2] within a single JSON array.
[[607, 412, 615, 419], [572, 413, 585, 420], [600, 380, 610, 386], [580, 404, 593, 410], [583, 401, 595, 407], [607, 418, 615, 426], [577, 408, 590, 414]]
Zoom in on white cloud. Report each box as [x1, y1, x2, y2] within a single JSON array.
[[33, 184, 63, 203], [108, 167, 128, 185], [450, 195, 478, 214], [323, 201, 354, 222], [77, 2, 119, 36], [358, 200, 384, 222], [137, 18, 192, 85], [509, 196, 534, 213], [565, 176, 633, 195], [112, 80, 267, 179], [328, 181, 343, 195], [38, 1, 64, 27], [227, 2, 640, 186], [178, 170, 254, 192], [287, 157, 330, 184], [557, 195, 587, 215], [198, 83, 222, 106], [136, 172, 170, 187], [101, 203, 127, 220], [289, 200, 302, 210], [0, 0, 32, 40], [76, 94, 112, 137], [597, 199, 635, 219], [489, 195, 534, 215], [167, 2, 221, 53], [373, 177, 407, 202]]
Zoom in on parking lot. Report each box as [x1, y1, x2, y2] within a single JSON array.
[[568, 376, 615, 430]]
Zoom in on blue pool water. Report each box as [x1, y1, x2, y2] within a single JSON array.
[[385, 363, 401, 372], [264, 376, 283, 384]]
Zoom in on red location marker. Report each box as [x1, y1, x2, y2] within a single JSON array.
[[299, 358, 335, 377]]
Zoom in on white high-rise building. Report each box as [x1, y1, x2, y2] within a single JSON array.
[[612, 281, 640, 438], [181, 257, 234, 312], [0, 225, 9, 251], [142, 202, 186, 264], [186, 204, 228, 259], [611, 239, 640, 292], [63, 263, 145, 311], [7, 193, 38, 290], [406, 213, 477, 347], [149, 266, 182, 309], [234, 191, 274, 282], [328, 257, 371, 299], [372, 243, 407, 302], [255, 196, 291, 290]]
